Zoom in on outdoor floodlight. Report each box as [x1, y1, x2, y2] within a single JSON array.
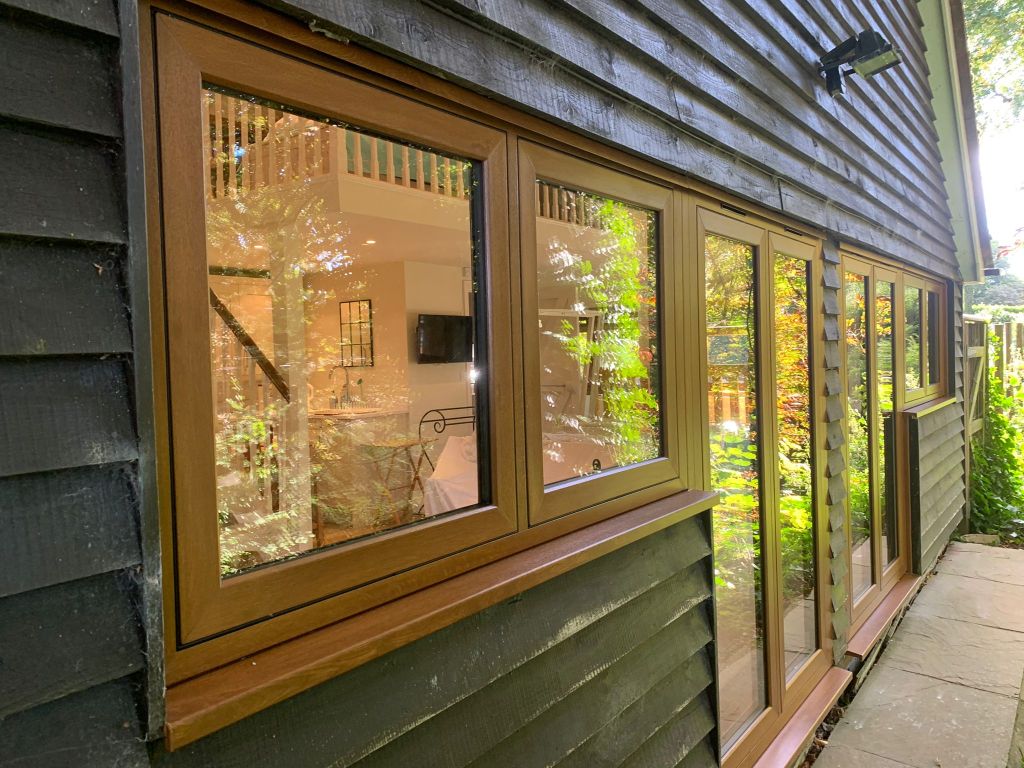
[[818, 29, 902, 97]]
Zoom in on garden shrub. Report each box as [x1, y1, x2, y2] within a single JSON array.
[[970, 353, 1024, 538]]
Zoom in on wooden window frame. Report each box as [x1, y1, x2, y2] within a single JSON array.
[[697, 206, 831, 768], [840, 256, 905, 629], [145, 13, 715, 688], [155, 16, 519, 651], [839, 250, 945, 635], [841, 258, 869, 617], [904, 274, 949, 405], [518, 141, 684, 525], [768, 233, 831, 696]]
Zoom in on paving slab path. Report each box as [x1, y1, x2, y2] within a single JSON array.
[[816, 542, 1024, 768]]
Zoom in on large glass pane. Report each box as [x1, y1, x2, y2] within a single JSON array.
[[927, 290, 941, 386], [204, 87, 487, 577], [535, 181, 661, 485], [775, 254, 816, 679], [905, 286, 923, 391], [877, 281, 898, 566], [707, 235, 765, 748], [845, 273, 873, 599]]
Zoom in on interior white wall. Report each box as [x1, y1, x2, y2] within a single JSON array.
[[403, 260, 474, 435], [304, 261, 409, 412]]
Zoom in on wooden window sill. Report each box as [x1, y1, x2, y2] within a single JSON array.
[[846, 573, 922, 659], [904, 396, 956, 419], [164, 489, 717, 749], [751, 666, 853, 768]]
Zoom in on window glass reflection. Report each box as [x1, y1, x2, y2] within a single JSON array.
[[877, 281, 898, 566], [927, 290, 941, 386], [775, 254, 817, 679], [534, 181, 661, 485], [707, 234, 766, 748], [845, 272, 873, 600], [204, 87, 487, 577], [905, 286, 923, 391]]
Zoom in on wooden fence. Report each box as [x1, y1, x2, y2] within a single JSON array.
[[964, 315, 988, 447], [991, 320, 1024, 385], [963, 317, 1024, 440], [964, 316, 1024, 526]]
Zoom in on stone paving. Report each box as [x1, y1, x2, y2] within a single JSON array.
[[816, 542, 1024, 768]]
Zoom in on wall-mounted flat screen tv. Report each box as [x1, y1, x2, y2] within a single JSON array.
[[416, 314, 474, 364]]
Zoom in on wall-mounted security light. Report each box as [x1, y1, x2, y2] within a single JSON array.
[[818, 30, 902, 97]]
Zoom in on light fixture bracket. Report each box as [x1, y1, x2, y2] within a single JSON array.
[[818, 29, 902, 96]]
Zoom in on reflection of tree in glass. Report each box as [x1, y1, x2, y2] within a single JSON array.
[[876, 282, 898, 563], [205, 105, 353, 575], [904, 287, 922, 391], [213, 377, 288, 573], [706, 235, 763, 667], [876, 284, 894, 410], [775, 256, 815, 609], [546, 192, 660, 469], [206, 90, 483, 574], [845, 275, 872, 593]]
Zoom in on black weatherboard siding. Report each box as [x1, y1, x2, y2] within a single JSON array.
[[264, 0, 958, 280], [0, 0, 149, 765], [152, 516, 717, 768], [910, 399, 967, 573]]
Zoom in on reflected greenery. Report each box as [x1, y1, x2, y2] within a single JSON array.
[[775, 255, 816, 671], [877, 281, 898, 565], [706, 233, 765, 745], [539, 183, 660, 479], [845, 273, 872, 597], [205, 88, 481, 575], [905, 286, 922, 391]]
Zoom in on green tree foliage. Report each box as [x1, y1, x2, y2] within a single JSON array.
[[844, 278, 874, 564], [705, 236, 760, 597], [964, 0, 1024, 130], [552, 194, 661, 469], [706, 242, 818, 668], [774, 257, 816, 604], [970, 344, 1024, 538], [966, 273, 1024, 310], [966, 256, 1024, 312]]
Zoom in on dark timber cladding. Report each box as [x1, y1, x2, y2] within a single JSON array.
[[0, 0, 148, 765], [263, 0, 957, 278], [151, 516, 717, 768], [822, 240, 851, 662]]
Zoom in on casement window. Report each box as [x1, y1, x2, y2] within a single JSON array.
[[150, 16, 699, 692], [518, 143, 684, 524], [843, 259, 901, 614], [155, 17, 519, 668], [840, 253, 948, 630], [700, 206, 829, 765], [904, 275, 948, 403]]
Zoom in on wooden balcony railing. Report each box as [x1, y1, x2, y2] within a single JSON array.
[[204, 91, 472, 201]]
